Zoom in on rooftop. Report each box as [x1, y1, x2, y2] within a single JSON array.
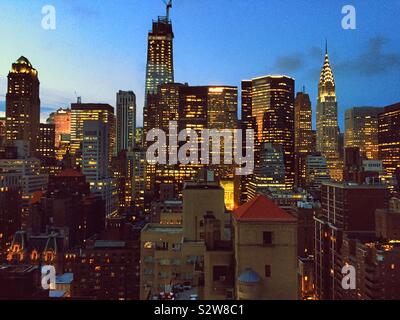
[[15, 56, 32, 67], [93, 240, 126, 249], [322, 181, 388, 189], [143, 224, 183, 234], [234, 195, 297, 222], [56, 168, 84, 178], [30, 191, 44, 205]]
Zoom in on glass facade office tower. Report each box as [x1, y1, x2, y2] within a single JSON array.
[[251, 75, 295, 189], [345, 107, 380, 160], [144, 14, 174, 108], [295, 91, 314, 154], [116, 91, 136, 152]]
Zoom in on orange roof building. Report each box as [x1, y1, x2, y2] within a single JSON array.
[[233, 194, 297, 222]]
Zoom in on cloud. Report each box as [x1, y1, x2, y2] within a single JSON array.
[[309, 46, 324, 60], [40, 87, 74, 109], [274, 54, 304, 72], [61, 0, 99, 17], [273, 46, 324, 74], [336, 36, 400, 76]]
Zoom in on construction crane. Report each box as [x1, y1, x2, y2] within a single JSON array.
[[163, 0, 172, 21]]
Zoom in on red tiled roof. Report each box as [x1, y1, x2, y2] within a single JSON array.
[[233, 195, 296, 222], [56, 168, 83, 177], [30, 191, 44, 205]]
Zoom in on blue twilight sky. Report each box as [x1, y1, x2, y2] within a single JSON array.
[[0, 0, 399, 129]]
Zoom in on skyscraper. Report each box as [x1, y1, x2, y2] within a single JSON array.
[[82, 120, 117, 217], [70, 103, 115, 164], [316, 44, 339, 161], [207, 86, 238, 129], [344, 107, 381, 160], [295, 91, 314, 154], [5, 57, 40, 154], [0, 118, 6, 148], [378, 103, 400, 180], [82, 120, 110, 181], [251, 75, 295, 189], [314, 182, 388, 300], [239, 80, 255, 204], [156, 82, 187, 132], [47, 108, 71, 148], [144, 2, 174, 108], [116, 91, 136, 152], [37, 123, 56, 162], [248, 143, 286, 199]]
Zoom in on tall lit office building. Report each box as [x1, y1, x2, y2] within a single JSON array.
[[156, 83, 187, 131], [47, 108, 71, 148], [70, 103, 115, 163], [5, 57, 40, 154], [304, 154, 330, 190], [251, 75, 295, 189], [0, 118, 6, 148], [248, 143, 286, 199], [345, 107, 381, 160], [241, 80, 255, 137], [316, 45, 339, 161], [82, 120, 117, 216], [154, 86, 208, 197], [82, 120, 109, 181], [295, 91, 314, 154], [207, 86, 238, 129], [378, 103, 400, 179], [144, 2, 174, 108], [207, 86, 238, 181], [116, 91, 136, 152], [239, 80, 256, 204], [37, 123, 56, 161], [129, 148, 146, 214], [151, 85, 238, 198]]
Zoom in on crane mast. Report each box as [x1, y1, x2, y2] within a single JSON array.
[[165, 0, 172, 21]]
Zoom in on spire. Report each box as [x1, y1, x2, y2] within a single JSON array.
[[319, 40, 335, 87], [325, 38, 328, 55]]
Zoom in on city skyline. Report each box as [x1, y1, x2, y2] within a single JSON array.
[[0, 0, 399, 128], [1, 0, 400, 303]]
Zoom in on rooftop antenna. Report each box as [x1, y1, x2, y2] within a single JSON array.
[[325, 38, 328, 55], [163, 0, 172, 21], [74, 91, 82, 104]]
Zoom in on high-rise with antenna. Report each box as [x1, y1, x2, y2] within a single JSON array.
[[143, 0, 174, 134]]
